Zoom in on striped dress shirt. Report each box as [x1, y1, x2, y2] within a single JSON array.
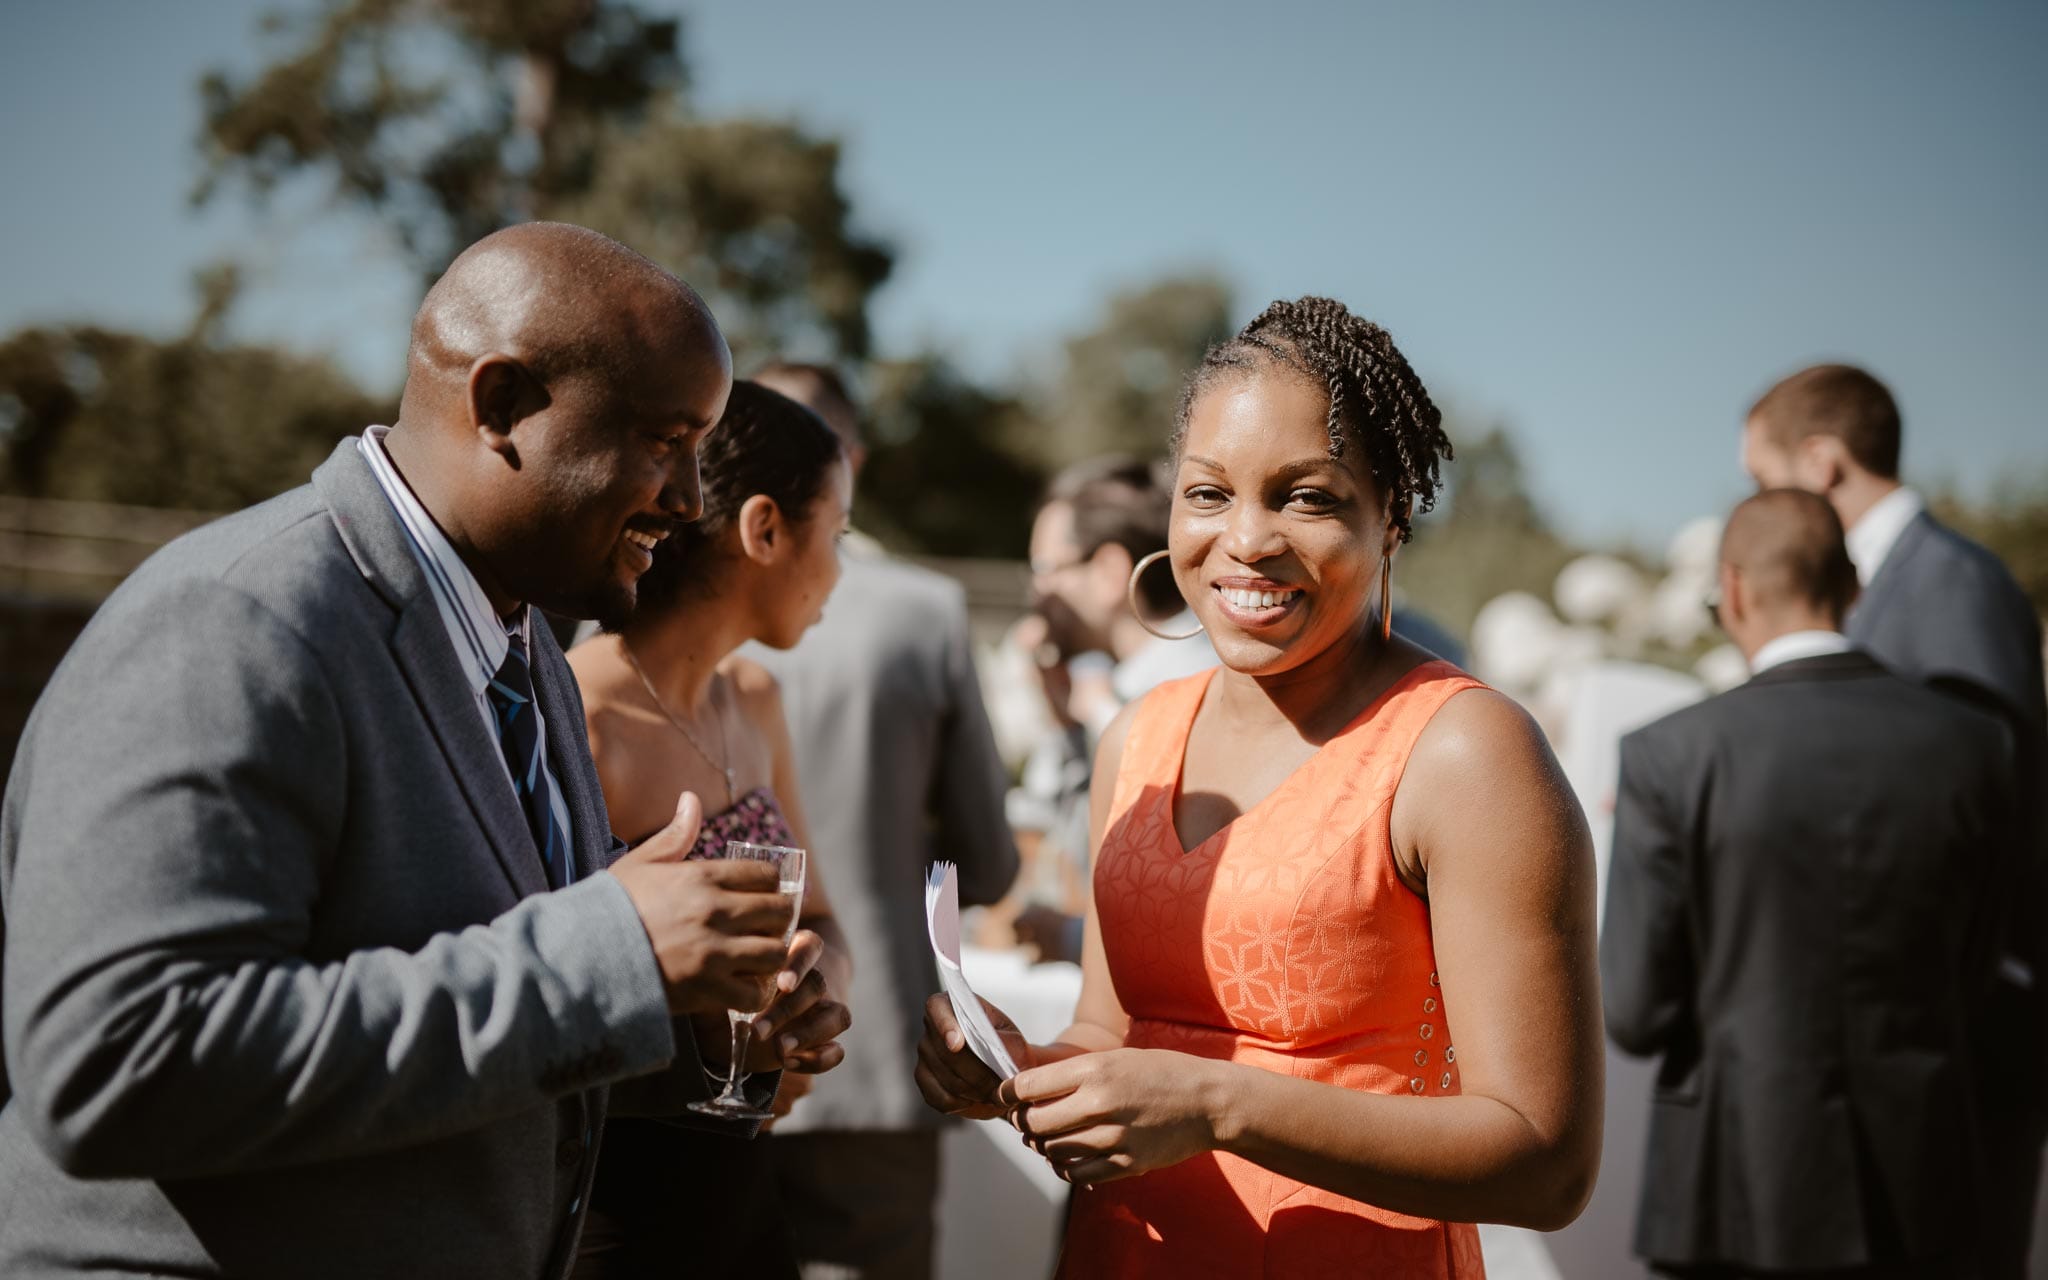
[[359, 426, 576, 880]]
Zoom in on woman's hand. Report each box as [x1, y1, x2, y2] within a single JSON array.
[[1003, 1048, 1224, 1187], [747, 928, 850, 1074], [913, 992, 1034, 1120]]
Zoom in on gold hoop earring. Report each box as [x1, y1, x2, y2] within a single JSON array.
[[1379, 553, 1393, 643], [1127, 549, 1204, 641]]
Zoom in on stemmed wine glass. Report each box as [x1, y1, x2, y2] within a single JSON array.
[[686, 840, 807, 1120]]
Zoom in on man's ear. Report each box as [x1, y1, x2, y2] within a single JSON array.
[[1720, 562, 1748, 629], [467, 355, 546, 463], [1798, 435, 1849, 495], [736, 493, 782, 565]]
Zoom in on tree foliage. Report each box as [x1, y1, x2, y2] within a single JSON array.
[[550, 117, 891, 364], [855, 356, 1046, 559], [1036, 273, 1233, 466], [1936, 477, 2048, 615], [1397, 426, 1581, 639], [196, 0, 890, 361], [0, 271, 390, 510]]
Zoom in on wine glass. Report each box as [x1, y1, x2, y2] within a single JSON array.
[[686, 840, 807, 1120]]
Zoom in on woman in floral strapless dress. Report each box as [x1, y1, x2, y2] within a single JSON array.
[[916, 299, 1606, 1278], [567, 381, 856, 1280]]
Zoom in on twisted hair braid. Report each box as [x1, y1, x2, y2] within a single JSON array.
[[1171, 297, 1451, 541]]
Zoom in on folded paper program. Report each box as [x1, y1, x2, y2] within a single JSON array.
[[925, 861, 1021, 1078]]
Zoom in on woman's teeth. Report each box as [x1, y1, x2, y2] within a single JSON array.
[[623, 530, 661, 552], [1220, 587, 1298, 610]]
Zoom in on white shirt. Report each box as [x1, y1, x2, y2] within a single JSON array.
[[359, 427, 575, 874], [1844, 485, 1925, 586], [1749, 629, 1855, 676]]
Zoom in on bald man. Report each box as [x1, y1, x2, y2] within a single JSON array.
[[1602, 490, 2015, 1280], [0, 223, 847, 1278]]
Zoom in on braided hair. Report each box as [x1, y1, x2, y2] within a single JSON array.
[[1171, 297, 1451, 541]]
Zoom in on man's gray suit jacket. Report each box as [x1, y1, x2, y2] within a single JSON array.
[[748, 551, 1017, 1132], [1846, 508, 2045, 735], [0, 440, 703, 1278], [1845, 507, 2047, 1094]]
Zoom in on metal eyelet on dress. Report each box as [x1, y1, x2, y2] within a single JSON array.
[[1441, 1072, 1452, 1090], [1429, 971, 1440, 987], [1414, 1049, 1427, 1066], [1410, 1077, 1425, 1094], [1423, 997, 1437, 1014], [1420, 1023, 1433, 1040], [1444, 1046, 1455, 1063]]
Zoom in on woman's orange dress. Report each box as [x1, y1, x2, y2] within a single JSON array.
[[1058, 659, 1488, 1279]]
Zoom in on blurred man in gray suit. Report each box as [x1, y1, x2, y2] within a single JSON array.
[[0, 224, 849, 1279], [1744, 363, 2046, 1279], [749, 362, 1018, 1280]]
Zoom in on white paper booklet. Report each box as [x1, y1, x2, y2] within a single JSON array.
[[924, 860, 1020, 1078]]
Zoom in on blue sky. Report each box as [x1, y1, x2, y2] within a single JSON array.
[[2, 1, 2043, 548]]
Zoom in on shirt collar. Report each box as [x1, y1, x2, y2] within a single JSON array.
[[359, 426, 526, 694], [1749, 629, 1854, 677], [1844, 485, 1924, 585]]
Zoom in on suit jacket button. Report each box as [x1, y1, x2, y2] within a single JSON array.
[[557, 1138, 584, 1169]]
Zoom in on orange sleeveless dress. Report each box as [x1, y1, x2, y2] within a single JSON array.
[[1058, 660, 1489, 1280]]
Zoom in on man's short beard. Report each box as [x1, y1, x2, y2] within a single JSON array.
[[587, 580, 640, 635]]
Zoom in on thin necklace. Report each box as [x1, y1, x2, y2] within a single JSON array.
[[621, 641, 736, 804]]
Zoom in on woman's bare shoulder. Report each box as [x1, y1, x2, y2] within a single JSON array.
[[1398, 683, 1589, 884], [1409, 684, 1554, 780], [718, 654, 785, 724]]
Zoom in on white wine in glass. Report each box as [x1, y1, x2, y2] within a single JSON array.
[[686, 841, 806, 1120]]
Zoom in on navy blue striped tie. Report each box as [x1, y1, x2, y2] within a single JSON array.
[[486, 630, 570, 889]]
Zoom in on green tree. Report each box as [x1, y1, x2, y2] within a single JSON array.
[[1935, 475, 2048, 616], [548, 118, 891, 363], [1036, 273, 1234, 466], [1397, 426, 1581, 640], [0, 269, 390, 510], [196, 0, 890, 362], [855, 355, 1046, 559]]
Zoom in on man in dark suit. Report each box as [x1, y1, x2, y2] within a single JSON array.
[[1603, 489, 2015, 1279], [1744, 364, 2047, 1277], [0, 223, 849, 1278]]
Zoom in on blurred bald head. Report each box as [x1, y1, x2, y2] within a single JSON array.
[[385, 222, 734, 624], [752, 361, 864, 471], [1716, 489, 1859, 657]]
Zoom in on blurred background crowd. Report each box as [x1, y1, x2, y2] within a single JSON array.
[[2, 3, 2043, 1277]]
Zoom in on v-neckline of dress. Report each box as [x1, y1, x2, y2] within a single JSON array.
[[1164, 659, 1448, 858]]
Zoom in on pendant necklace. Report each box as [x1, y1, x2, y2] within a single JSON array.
[[621, 641, 736, 804]]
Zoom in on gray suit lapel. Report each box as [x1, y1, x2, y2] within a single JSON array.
[[391, 606, 551, 899], [311, 439, 550, 901], [1846, 509, 1933, 643]]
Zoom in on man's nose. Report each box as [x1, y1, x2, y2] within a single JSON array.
[[661, 449, 704, 523]]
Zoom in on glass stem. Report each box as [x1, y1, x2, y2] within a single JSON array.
[[725, 1017, 749, 1099]]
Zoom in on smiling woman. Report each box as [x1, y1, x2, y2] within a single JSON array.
[[916, 298, 1605, 1279], [566, 380, 857, 1279]]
